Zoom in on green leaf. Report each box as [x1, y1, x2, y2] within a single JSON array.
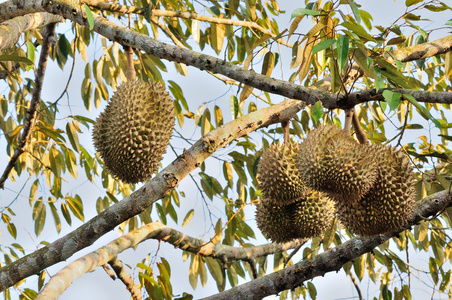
[[291, 8, 321, 19], [0, 54, 33, 65], [406, 0, 423, 6], [26, 41, 35, 64], [182, 209, 194, 228], [307, 281, 317, 299], [311, 101, 324, 122], [33, 201, 46, 236], [341, 21, 376, 42], [404, 94, 441, 129], [83, 3, 94, 30], [337, 35, 349, 71], [67, 195, 84, 222], [49, 202, 61, 233], [382, 90, 401, 111], [311, 39, 336, 55], [346, 0, 361, 24], [66, 122, 80, 153]]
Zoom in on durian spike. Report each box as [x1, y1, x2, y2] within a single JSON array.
[[281, 120, 290, 146], [352, 109, 369, 144], [343, 108, 354, 136], [124, 45, 136, 81]]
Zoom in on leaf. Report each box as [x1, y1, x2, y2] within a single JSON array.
[[67, 195, 84, 222], [49, 202, 61, 233], [66, 122, 80, 153], [307, 281, 317, 299], [33, 201, 46, 236], [311, 101, 324, 122], [404, 94, 441, 129], [192, 20, 200, 44], [261, 52, 275, 76], [0, 55, 33, 65], [337, 35, 349, 72], [83, 3, 94, 30], [382, 90, 401, 111], [26, 41, 35, 65], [341, 21, 376, 42], [210, 23, 225, 55], [291, 8, 321, 19], [182, 209, 194, 228], [346, 0, 361, 24], [406, 0, 423, 6], [311, 39, 336, 56]]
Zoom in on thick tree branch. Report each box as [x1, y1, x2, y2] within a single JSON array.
[[202, 190, 452, 300], [391, 34, 452, 63], [36, 221, 304, 299], [0, 99, 304, 292], [1, 1, 452, 109], [0, 12, 61, 50], [81, 0, 292, 47], [0, 21, 56, 189]]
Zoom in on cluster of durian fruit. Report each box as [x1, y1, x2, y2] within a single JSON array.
[[256, 124, 416, 243], [93, 80, 175, 184]]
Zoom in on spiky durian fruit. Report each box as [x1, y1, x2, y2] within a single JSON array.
[[255, 199, 300, 243], [255, 191, 335, 243], [93, 80, 175, 184], [335, 145, 416, 236], [257, 143, 306, 205], [297, 124, 377, 201], [293, 190, 336, 238]]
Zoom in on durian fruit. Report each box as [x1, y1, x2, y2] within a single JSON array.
[[292, 190, 336, 239], [255, 199, 300, 243], [335, 145, 416, 236], [257, 142, 306, 205], [93, 80, 175, 184], [297, 124, 378, 201], [255, 190, 335, 243]]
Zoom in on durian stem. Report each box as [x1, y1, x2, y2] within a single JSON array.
[[124, 45, 136, 81], [281, 120, 290, 146], [343, 108, 354, 136], [351, 110, 369, 144]]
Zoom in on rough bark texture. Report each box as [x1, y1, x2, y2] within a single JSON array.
[[1, 1, 452, 109], [36, 221, 305, 299], [202, 190, 452, 300], [0, 12, 61, 50], [0, 99, 304, 292], [0, 21, 56, 189]]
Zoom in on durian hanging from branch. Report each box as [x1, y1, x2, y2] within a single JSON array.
[[92, 45, 175, 184]]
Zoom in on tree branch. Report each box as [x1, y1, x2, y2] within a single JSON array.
[[202, 190, 452, 300], [36, 221, 304, 299], [0, 21, 56, 189], [390, 34, 452, 63], [0, 12, 61, 50], [2, 1, 452, 109], [81, 0, 292, 47], [108, 257, 142, 300], [0, 99, 304, 292]]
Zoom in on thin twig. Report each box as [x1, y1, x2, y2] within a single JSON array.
[[284, 241, 306, 267], [348, 272, 363, 300], [102, 264, 116, 280], [246, 259, 258, 280], [351, 109, 369, 144], [150, 15, 185, 48], [124, 45, 136, 81], [0, 22, 56, 189], [343, 108, 354, 136], [109, 257, 142, 300], [281, 120, 289, 146]]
